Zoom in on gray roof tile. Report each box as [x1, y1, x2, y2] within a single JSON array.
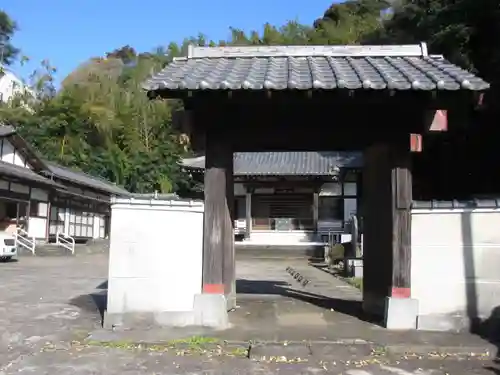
[[182, 152, 362, 176], [45, 162, 130, 196], [144, 45, 489, 92], [0, 161, 62, 188]]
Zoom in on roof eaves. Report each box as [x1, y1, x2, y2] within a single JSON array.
[[0, 161, 63, 188], [44, 162, 130, 196]]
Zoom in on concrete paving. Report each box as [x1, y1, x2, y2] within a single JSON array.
[[0, 253, 499, 374]]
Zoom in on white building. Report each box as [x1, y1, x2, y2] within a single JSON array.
[[182, 152, 362, 246], [0, 124, 130, 251], [0, 67, 27, 104]]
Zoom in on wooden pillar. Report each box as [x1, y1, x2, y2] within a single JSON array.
[[224, 150, 236, 310], [15, 202, 20, 227], [362, 144, 393, 316], [25, 201, 31, 232], [202, 129, 235, 309], [45, 198, 51, 242], [390, 144, 412, 299], [245, 188, 252, 240], [362, 140, 413, 316], [312, 190, 319, 233]]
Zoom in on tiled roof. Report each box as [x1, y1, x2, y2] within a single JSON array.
[[45, 162, 130, 196], [144, 44, 490, 92], [0, 161, 62, 188], [0, 124, 130, 196], [182, 152, 362, 176], [0, 124, 16, 137]]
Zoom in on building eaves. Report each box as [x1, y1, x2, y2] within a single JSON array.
[[144, 44, 490, 92], [43, 162, 130, 197], [181, 151, 362, 176], [0, 124, 130, 196], [0, 161, 63, 188]]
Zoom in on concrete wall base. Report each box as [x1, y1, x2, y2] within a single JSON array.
[[103, 294, 229, 330], [416, 313, 470, 332], [193, 294, 229, 328], [385, 297, 419, 330]]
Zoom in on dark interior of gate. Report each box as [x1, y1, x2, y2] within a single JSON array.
[[145, 44, 490, 326]]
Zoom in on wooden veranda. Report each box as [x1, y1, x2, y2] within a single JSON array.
[[144, 43, 490, 323]]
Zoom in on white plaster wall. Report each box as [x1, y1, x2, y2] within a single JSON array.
[[0, 140, 29, 167], [93, 215, 100, 239], [99, 215, 106, 238], [64, 209, 70, 235], [412, 208, 500, 330], [28, 217, 46, 238], [106, 198, 204, 316]]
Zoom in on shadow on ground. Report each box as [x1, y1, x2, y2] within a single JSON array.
[[69, 288, 107, 323], [69, 276, 379, 327], [237, 278, 381, 325], [0, 257, 18, 263]]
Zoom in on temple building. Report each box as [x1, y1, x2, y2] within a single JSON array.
[[182, 151, 362, 245]]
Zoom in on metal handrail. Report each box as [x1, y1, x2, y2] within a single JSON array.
[[56, 232, 75, 255], [14, 227, 36, 255]]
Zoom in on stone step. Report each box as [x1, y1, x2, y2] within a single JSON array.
[[18, 245, 72, 257], [17, 239, 110, 257], [235, 243, 325, 259]]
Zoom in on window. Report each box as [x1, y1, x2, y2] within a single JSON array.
[[5, 202, 17, 218], [49, 206, 65, 235], [29, 201, 48, 218], [235, 197, 246, 220], [318, 197, 343, 221], [68, 209, 94, 238]]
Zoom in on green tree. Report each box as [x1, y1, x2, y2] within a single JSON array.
[[0, 10, 19, 66], [2, 2, 436, 195], [313, 0, 390, 44]]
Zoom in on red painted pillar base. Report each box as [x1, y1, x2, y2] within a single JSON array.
[[390, 287, 411, 299], [203, 284, 225, 294]]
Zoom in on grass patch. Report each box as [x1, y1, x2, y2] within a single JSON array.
[[83, 336, 249, 357], [169, 336, 219, 345], [345, 277, 363, 291]]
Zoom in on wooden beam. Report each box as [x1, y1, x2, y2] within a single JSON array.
[[390, 145, 412, 299]]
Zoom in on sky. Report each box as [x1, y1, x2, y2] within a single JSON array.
[[3, 0, 334, 85]]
